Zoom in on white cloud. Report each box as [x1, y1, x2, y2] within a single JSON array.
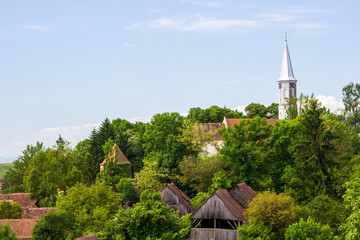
[[316, 95, 344, 114], [124, 14, 260, 31], [231, 105, 247, 114], [181, 0, 221, 7], [124, 43, 133, 47], [24, 25, 49, 31]]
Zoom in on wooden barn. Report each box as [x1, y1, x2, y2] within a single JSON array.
[[191, 189, 245, 240], [229, 183, 257, 209], [160, 183, 193, 216]]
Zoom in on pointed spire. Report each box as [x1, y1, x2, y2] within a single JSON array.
[[278, 38, 296, 81]]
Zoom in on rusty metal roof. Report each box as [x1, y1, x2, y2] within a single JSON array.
[[230, 183, 257, 209], [161, 183, 192, 211]]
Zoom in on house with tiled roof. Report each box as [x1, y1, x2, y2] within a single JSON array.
[[0, 219, 37, 240], [0, 193, 36, 209], [160, 183, 193, 216], [99, 144, 132, 177], [198, 117, 279, 155]]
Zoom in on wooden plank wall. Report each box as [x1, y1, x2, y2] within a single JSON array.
[[190, 228, 238, 240]]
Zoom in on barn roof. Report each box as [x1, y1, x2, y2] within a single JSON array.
[[161, 184, 192, 211], [100, 144, 131, 166], [192, 189, 245, 222], [22, 207, 55, 219], [230, 183, 257, 209], [0, 193, 36, 208], [0, 219, 37, 239], [75, 234, 99, 240]]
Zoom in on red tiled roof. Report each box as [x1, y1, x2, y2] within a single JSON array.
[[225, 118, 279, 128], [230, 183, 257, 209], [22, 208, 55, 219], [100, 144, 131, 166], [75, 234, 99, 240], [0, 219, 37, 239], [196, 123, 225, 141], [163, 183, 192, 210], [0, 193, 36, 208]]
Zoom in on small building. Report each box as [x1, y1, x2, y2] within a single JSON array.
[[191, 189, 245, 240], [160, 183, 193, 216], [0, 219, 37, 240], [198, 117, 279, 155], [0, 193, 36, 209], [99, 144, 132, 177], [229, 183, 257, 209]]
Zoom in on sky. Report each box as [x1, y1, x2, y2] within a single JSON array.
[[0, 0, 358, 161]]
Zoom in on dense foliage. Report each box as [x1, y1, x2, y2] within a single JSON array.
[[0, 201, 22, 219], [3, 84, 360, 239], [0, 223, 18, 240]]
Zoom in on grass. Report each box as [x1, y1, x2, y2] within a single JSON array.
[[0, 163, 13, 181]]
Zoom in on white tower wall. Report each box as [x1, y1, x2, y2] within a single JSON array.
[[278, 40, 297, 120]]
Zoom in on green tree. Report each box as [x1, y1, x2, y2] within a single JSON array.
[[0, 201, 22, 219], [267, 103, 279, 119], [24, 141, 81, 206], [219, 117, 273, 190], [340, 173, 360, 240], [190, 192, 210, 209], [237, 222, 274, 240], [286, 97, 298, 120], [134, 161, 166, 194], [299, 194, 346, 234], [268, 120, 297, 193], [207, 171, 232, 193], [187, 105, 244, 123], [100, 190, 190, 240], [32, 210, 76, 240], [342, 82, 360, 132], [143, 112, 186, 173], [179, 155, 221, 193], [56, 182, 120, 234], [4, 142, 44, 193], [245, 191, 299, 233], [116, 178, 139, 204], [0, 223, 18, 240], [245, 103, 268, 118], [285, 217, 333, 240], [283, 96, 354, 202]]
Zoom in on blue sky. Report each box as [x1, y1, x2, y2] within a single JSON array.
[[0, 0, 358, 160]]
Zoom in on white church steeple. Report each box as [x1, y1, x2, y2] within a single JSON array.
[[278, 36, 297, 120]]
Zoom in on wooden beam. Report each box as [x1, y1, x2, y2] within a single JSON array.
[[194, 219, 203, 228]]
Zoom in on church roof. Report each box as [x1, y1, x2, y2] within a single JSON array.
[[278, 40, 296, 81], [100, 144, 131, 166]]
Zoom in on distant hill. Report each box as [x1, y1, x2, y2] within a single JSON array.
[[0, 157, 16, 164], [0, 163, 13, 181]]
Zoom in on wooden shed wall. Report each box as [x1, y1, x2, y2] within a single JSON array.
[[191, 194, 237, 220], [161, 187, 192, 216], [190, 228, 238, 240]]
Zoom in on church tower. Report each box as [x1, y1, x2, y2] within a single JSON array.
[[278, 37, 297, 120]]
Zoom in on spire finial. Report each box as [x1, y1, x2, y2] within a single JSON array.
[[285, 32, 287, 42]]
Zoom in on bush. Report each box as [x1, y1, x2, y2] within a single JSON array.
[[285, 217, 333, 240]]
